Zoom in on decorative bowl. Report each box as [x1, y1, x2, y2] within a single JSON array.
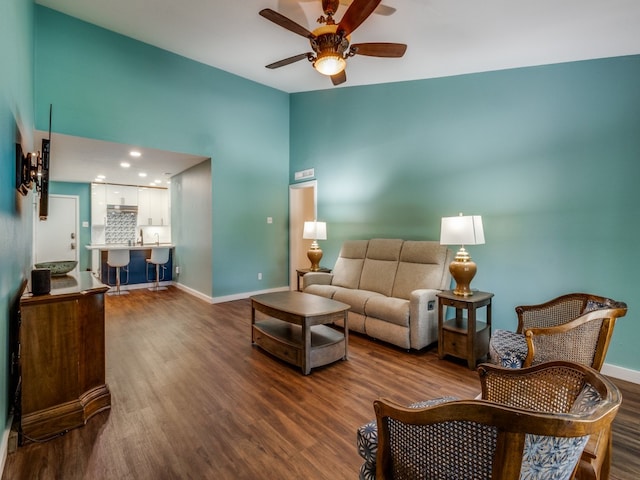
[[34, 260, 78, 276]]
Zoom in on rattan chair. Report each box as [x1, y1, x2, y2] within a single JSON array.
[[487, 293, 627, 480], [367, 362, 621, 480], [489, 293, 627, 370]]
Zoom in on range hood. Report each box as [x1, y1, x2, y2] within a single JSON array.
[[107, 204, 138, 213]]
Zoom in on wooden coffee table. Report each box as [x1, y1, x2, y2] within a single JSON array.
[[251, 291, 350, 375]]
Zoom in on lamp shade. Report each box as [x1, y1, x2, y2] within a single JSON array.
[[440, 215, 485, 246], [303, 221, 327, 240]]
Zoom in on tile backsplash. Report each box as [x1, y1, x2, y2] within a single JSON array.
[[105, 210, 137, 244]]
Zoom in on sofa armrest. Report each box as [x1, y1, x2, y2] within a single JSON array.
[[302, 272, 334, 290], [409, 289, 440, 349]]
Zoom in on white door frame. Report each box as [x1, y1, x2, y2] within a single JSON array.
[[33, 193, 80, 271], [289, 180, 317, 290]]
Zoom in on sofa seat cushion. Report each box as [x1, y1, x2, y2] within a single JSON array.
[[304, 284, 339, 299], [365, 296, 410, 327], [333, 288, 384, 315]]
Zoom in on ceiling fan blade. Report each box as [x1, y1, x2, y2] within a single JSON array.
[[337, 0, 382, 36], [259, 9, 314, 38], [331, 70, 347, 86], [350, 42, 407, 57], [266, 53, 312, 69], [339, 0, 396, 16]]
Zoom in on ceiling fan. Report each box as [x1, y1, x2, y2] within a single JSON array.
[[259, 0, 407, 86]]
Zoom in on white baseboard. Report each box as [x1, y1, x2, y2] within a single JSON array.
[[209, 286, 290, 304], [172, 282, 213, 303], [173, 282, 289, 304], [602, 363, 640, 384]]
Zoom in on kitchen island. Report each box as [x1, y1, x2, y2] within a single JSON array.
[[86, 244, 174, 290]]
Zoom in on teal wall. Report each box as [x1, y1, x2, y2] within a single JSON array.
[[49, 181, 91, 271], [34, 6, 290, 297], [172, 160, 213, 295], [290, 56, 640, 371], [0, 0, 35, 442]]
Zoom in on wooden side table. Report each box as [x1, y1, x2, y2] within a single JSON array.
[[296, 267, 331, 291], [437, 290, 494, 369]]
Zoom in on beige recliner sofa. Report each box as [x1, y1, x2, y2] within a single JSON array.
[[303, 239, 453, 350]]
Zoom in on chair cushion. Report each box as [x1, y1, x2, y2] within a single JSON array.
[[521, 434, 589, 480], [489, 329, 528, 368], [570, 384, 602, 414]]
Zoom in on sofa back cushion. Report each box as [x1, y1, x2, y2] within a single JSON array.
[[359, 239, 404, 296], [331, 240, 369, 289], [392, 241, 452, 300]]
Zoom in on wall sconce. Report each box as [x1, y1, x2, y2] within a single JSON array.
[[303, 220, 327, 271], [440, 213, 485, 296]]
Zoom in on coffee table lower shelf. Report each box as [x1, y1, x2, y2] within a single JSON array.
[[253, 319, 346, 374]]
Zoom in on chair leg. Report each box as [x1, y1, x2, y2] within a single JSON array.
[[108, 265, 129, 296], [148, 263, 167, 292]]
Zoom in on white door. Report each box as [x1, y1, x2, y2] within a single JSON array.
[[34, 194, 79, 274]]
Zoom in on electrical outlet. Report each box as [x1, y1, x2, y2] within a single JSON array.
[[175, 266, 180, 274], [258, 272, 262, 280]]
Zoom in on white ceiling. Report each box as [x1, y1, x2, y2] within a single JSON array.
[[36, 0, 640, 94], [35, 130, 208, 187], [33, 0, 640, 185]]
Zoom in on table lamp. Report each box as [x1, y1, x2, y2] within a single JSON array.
[[440, 214, 485, 296], [303, 220, 327, 271]]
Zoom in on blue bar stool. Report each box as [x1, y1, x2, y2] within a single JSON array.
[[147, 247, 170, 291], [107, 249, 130, 295]]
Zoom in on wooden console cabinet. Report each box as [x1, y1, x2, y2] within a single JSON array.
[[16, 272, 111, 443]]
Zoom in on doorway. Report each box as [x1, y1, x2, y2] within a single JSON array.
[[34, 194, 80, 275], [289, 181, 317, 290]]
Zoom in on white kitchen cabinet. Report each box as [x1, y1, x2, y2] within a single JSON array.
[[137, 187, 170, 226], [91, 183, 107, 226], [106, 184, 138, 206]]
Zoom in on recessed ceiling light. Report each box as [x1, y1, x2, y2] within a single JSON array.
[[130, 150, 141, 157], [154, 179, 162, 184], [139, 172, 147, 177], [120, 162, 130, 168], [94, 177, 104, 182]]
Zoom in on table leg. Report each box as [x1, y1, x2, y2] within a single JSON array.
[[343, 311, 349, 360], [303, 318, 311, 375], [467, 306, 476, 369], [437, 302, 444, 359], [251, 302, 256, 343]]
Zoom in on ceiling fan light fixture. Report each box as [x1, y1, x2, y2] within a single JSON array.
[[314, 52, 346, 76]]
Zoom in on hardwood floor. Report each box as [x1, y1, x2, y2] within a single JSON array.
[[3, 287, 639, 479]]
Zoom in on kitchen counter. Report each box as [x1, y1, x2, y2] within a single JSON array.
[[86, 245, 174, 288], [86, 243, 175, 250]]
